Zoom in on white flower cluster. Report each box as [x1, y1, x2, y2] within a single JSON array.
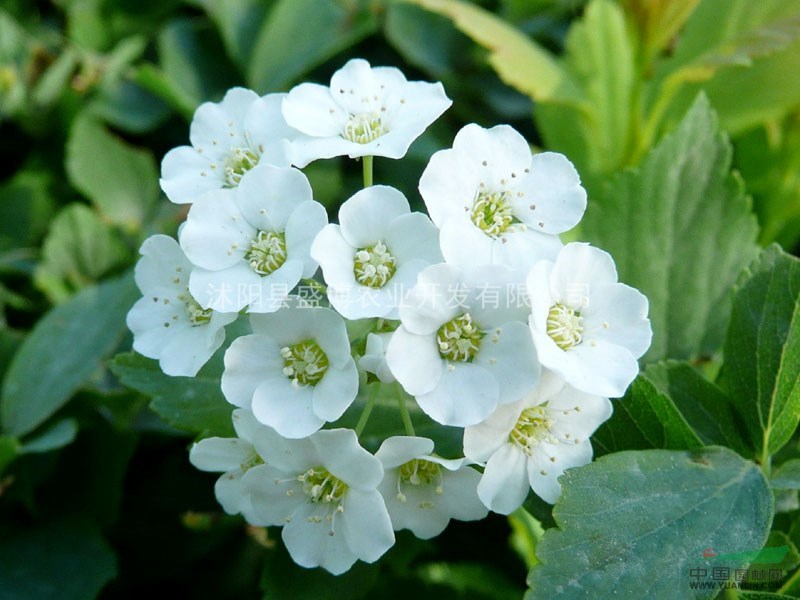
[[127, 58, 652, 575]]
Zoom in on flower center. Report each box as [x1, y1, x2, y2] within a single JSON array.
[[246, 230, 287, 275], [509, 406, 554, 456], [471, 191, 515, 238], [399, 459, 440, 486], [353, 241, 396, 288], [224, 147, 260, 187], [343, 112, 385, 144], [240, 453, 264, 473], [281, 340, 329, 386], [301, 467, 348, 504], [178, 291, 213, 326], [546, 303, 584, 350], [436, 313, 483, 362]]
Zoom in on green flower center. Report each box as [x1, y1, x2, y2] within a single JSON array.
[[281, 340, 329, 386], [240, 453, 264, 473], [178, 292, 213, 326], [509, 406, 553, 456], [301, 467, 348, 504], [353, 241, 397, 288], [246, 230, 287, 275], [471, 191, 515, 238], [546, 303, 583, 350], [224, 147, 260, 187], [343, 112, 385, 144], [437, 313, 483, 362], [399, 459, 441, 486]]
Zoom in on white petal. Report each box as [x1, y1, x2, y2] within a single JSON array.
[[378, 474, 449, 539], [236, 164, 312, 232], [330, 58, 388, 114], [385, 326, 443, 396], [158, 323, 225, 377], [418, 146, 480, 227], [438, 218, 495, 269], [416, 362, 499, 427], [375, 436, 434, 469], [189, 263, 260, 312], [190, 87, 259, 150], [477, 444, 530, 514], [511, 152, 586, 234], [160, 146, 222, 204], [398, 263, 461, 336], [474, 321, 540, 405], [240, 464, 303, 525], [551, 243, 618, 304], [528, 440, 592, 504], [245, 259, 304, 313], [190, 438, 253, 472], [440, 467, 489, 522], [527, 260, 555, 333], [252, 376, 324, 439], [340, 489, 395, 562], [311, 225, 356, 288], [213, 469, 249, 516], [312, 361, 359, 422], [359, 332, 396, 383], [285, 200, 328, 278], [127, 293, 185, 358], [221, 334, 284, 409], [384, 212, 443, 266], [339, 186, 410, 249], [543, 338, 639, 398], [282, 502, 357, 575], [463, 401, 524, 463], [583, 283, 652, 358], [312, 429, 384, 489], [231, 408, 264, 443], [134, 235, 191, 293], [243, 93, 295, 168], [283, 83, 348, 137], [488, 227, 562, 272], [180, 193, 254, 271], [452, 124, 531, 191]]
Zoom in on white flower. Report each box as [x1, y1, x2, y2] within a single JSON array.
[[126, 234, 237, 376], [464, 371, 612, 512], [386, 263, 540, 427], [160, 89, 295, 204], [283, 58, 452, 166], [241, 428, 395, 575], [375, 436, 487, 539], [359, 332, 395, 383], [188, 409, 269, 525], [179, 164, 327, 313], [311, 185, 442, 319], [527, 242, 652, 398], [419, 124, 586, 271], [221, 305, 358, 439]]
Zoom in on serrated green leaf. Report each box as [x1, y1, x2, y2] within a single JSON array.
[[724, 245, 800, 459], [0, 273, 138, 437], [772, 459, 800, 489], [247, 0, 379, 93], [526, 447, 773, 599], [405, 0, 578, 103], [582, 94, 759, 362], [65, 112, 159, 229], [109, 351, 234, 437], [34, 203, 129, 303], [644, 361, 744, 452], [592, 372, 704, 455], [0, 518, 116, 600]]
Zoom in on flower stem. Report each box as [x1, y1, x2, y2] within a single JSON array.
[[779, 565, 800, 594], [355, 383, 380, 436], [362, 155, 373, 188], [396, 382, 415, 436]]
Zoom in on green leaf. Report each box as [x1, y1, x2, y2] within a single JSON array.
[[526, 447, 773, 599], [0, 169, 55, 251], [1, 273, 138, 437], [196, 0, 271, 69], [157, 17, 238, 108], [643, 361, 744, 452], [509, 507, 545, 570], [592, 371, 704, 455], [724, 245, 800, 458], [0, 434, 20, 475], [247, 0, 380, 93], [0, 518, 116, 599], [109, 351, 234, 437], [772, 459, 800, 489], [582, 94, 759, 362], [417, 562, 522, 599], [405, 0, 578, 103], [65, 112, 159, 230], [30, 47, 78, 107], [34, 203, 129, 303], [20, 418, 78, 454]]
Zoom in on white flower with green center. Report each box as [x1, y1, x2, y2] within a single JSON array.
[[179, 164, 327, 313], [282, 58, 452, 166], [385, 263, 541, 427], [241, 428, 395, 575], [221, 305, 358, 439], [419, 123, 587, 272], [160, 88, 296, 204], [375, 436, 487, 539], [188, 409, 272, 524], [126, 235, 237, 376], [311, 185, 442, 319], [464, 371, 612, 511], [527, 242, 652, 398]]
